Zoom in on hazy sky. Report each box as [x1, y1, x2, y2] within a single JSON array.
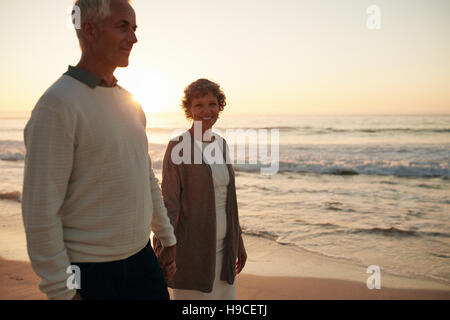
[[0, 0, 449, 115]]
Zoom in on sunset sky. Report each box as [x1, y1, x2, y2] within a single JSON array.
[[0, 0, 449, 115]]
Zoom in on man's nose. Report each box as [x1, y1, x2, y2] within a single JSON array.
[[128, 30, 138, 44]]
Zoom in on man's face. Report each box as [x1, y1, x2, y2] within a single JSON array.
[[94, 0, 138, 68]]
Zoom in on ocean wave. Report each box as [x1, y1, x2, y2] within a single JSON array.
[[349, 227, 450, 238], [146, 126, 307, 134], [326, 128, 450, 133], [0, 128, 23, 132], [429, 252, 450, 259], [241, 229, 280, 241], [0, 139, 25, 161], [217, 126, 307, 132], [294, 219, 341, 229], [187, 126, 450, 135], [233, 161, 450, 178], [239, 184, 281, 193], [406, 210, 425, 217], [145, 125, 450, 135], [244, 226, 450, 245], [0, 151, 25, 161], [379, 180, 398, 185], [314, 127, 450, 135], [417, 183, 441, 189], [241, 226, 450, 285], [323, 201, 356, 212], [0, 191, 21, 202], [242, 228, 362, 263]]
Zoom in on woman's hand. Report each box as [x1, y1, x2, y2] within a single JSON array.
[[162, 260, 176, 282], [236, 234, 247, 274]]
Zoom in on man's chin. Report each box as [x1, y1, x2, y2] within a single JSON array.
[[116, 57, 130, 68], [117, 60, 129, 68]]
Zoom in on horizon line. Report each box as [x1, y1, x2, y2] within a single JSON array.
[[1, 110, 450, 119]]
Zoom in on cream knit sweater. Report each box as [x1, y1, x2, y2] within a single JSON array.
[[22, 75, 176, 300]]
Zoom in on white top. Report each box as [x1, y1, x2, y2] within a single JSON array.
[[197, 139, 230, 249], [22, 75, 176, 300]]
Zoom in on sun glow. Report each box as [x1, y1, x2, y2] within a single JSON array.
[[116, 67, 176, 114]]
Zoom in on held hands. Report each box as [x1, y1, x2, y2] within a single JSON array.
[[157, 244, 177, 282], [153, 235, 177, 282], [153, 234, 245, 281]]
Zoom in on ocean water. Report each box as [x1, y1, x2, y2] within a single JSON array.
[[1, 113, 449, 285]]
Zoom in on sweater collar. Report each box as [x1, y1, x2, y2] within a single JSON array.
[[64, 66, 118, 88]]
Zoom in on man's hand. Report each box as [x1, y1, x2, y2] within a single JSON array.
[[157, 245, 177, 282]]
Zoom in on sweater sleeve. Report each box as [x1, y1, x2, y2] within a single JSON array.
[[148, 155, 177, 247], [136, 106, 176, 248], [21, 96, 77, 300], [153, 141, 181, 253]]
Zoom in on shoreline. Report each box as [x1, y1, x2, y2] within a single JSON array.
[[1, 257, 449, 300], [241, 233, 450, 292], [236, 274, 450, 300], [1, 199, 449, 300]]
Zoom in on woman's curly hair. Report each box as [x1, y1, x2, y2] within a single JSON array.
[[181, 79, 226, 120]]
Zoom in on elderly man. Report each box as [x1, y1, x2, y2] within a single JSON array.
[[22, 0, 176, 300]]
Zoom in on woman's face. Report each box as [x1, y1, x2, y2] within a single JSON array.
[[189, 92, 220, 132]]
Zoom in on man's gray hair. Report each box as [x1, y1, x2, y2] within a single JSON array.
[[74, 0, 112, 26], [73, 0, 131, 44]]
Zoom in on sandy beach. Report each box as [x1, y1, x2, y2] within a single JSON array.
[[1, 199, 449, 300]]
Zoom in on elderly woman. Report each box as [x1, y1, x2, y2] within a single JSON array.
[[154, 78, 247, 300]]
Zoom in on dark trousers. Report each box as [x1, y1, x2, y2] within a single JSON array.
[[72, 241, 169, 300]]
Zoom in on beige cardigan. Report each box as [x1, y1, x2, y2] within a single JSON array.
[[154, 130, 242, 292]]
